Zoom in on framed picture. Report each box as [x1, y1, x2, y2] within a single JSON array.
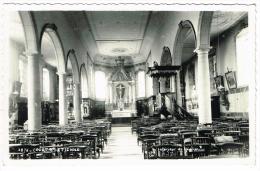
[[225, 71, 237, 90], [214, 75, 224, 91]]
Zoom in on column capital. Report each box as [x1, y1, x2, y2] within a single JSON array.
[[25, 51, 43, 58], [194, 46, 212, 54], [57, 71, 67, 76]]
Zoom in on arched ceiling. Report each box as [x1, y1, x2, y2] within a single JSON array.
[[10, 11, 247, 67], [66, 57, 73, 74], [211, 11, 247, 39], [181, 11, 246, 64], [64, 11, 246, 66], [64, 11, 157, 66], [86, 11, 150, 65], [65, 12, 171, 66], [41, 33, 58, 68], [181, 31, 196, 63]]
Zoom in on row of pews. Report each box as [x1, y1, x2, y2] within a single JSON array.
[[9, 119, 111, 159], [131, 118, 249, 159]]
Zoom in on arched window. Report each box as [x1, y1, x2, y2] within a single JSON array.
[[18, 55, 27, 97], [42, 68, 50, 101], [81, 74, 88, 98], [236, 27, 249, 87], [95, 71, 106, 100], [137, 70, 145, 98]]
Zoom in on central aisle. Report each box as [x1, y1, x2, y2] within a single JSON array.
[[100, 126, 143, 159]]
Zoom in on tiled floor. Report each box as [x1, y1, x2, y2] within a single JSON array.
[[100, 126, 143, 159]]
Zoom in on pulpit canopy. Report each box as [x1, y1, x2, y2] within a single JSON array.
[[147, 65, 181, 78]]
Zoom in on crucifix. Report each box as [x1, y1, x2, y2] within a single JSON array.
[[116, 84, 125, 99], [116, 84, 125, 111]]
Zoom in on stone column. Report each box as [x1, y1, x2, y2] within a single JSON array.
[[106, 83, 110, 103], [49, 69, 56, 103], [175, 71, 182, 106], [132, 83, 136, 110], [73, 83, 81, 123], [27, 53, 42, 131], [107, 83, 109, 103], [129, 83, 132, 103], [58, 73, 68, 126], [109, 84, 113, 103], [39, 60, 44, 101], [196, 48, 212, 124], [132, 83, 136, 102]]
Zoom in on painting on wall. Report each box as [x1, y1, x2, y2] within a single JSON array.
[[225, 71, 237, 90], [214, 75, 224, 91], [209, 55, 217, 91]]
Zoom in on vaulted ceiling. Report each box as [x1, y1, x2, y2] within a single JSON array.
[[9, 11, 247, 67], [66, 11, 246, 66], [87, 11, 149, 56], [211, 11, 247, 39], [85, 11, 151, 65], [41, 33, 57, 68]]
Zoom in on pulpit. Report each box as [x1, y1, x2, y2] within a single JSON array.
[[147, 64, 181, 119]]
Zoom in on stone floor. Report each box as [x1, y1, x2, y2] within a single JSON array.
[[100, 126, 143, 159], [99, 126, 247, 160]]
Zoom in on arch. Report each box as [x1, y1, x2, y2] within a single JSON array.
[[197, 11, 214, 49], [39, 23, 66, 73], [172, 20, 197, 107], [19, 11, 39, 53], [79, 63, 88, 79], [66, 49, 80, 84], [160, 46, 172, 66], [173, 20, 197, 65], [80, 63, 89, 98]]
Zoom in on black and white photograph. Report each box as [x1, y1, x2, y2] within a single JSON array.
[[0, 1, 259, 171]]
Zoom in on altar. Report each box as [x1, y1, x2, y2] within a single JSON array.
[[111, 110, 134, 118], [106, 57, 136, 120]]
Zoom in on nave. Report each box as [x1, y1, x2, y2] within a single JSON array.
[[100, 126, 143, 159], [9, 117, 249, 160], [6, 10, 252, 161]]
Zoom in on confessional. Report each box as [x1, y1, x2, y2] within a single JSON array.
[[211, 96, 220, 119]]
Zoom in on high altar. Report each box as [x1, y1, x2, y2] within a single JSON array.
[[106, 57, 136, 118]]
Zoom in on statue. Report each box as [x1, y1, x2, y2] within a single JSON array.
[[153, 61, 159, 67]]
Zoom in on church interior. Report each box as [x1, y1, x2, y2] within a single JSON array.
[[7, 11, 250, 160]]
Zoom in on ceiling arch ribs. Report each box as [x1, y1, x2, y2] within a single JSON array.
[[40, 23, 66, 74]]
